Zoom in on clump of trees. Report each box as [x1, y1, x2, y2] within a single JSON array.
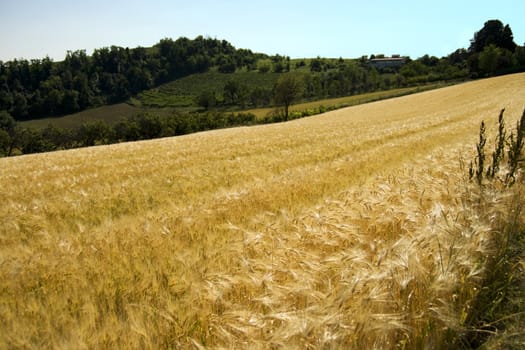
[[299, 19, 524, 96], [468, 20, 525, 77]]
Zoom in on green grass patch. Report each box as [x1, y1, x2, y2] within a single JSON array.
[[20, 103, 170, 129], [135, 70, 281, 108]]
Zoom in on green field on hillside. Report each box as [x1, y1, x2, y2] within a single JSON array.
[[19, 103, 173, 129], [134, 70, 282, 108]]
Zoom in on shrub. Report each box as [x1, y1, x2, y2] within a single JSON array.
[[469, 108, 525, 186]]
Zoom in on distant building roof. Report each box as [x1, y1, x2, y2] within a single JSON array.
[[368, 56, 407, 69]]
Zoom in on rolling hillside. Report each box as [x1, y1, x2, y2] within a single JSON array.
[[19, 84, 443, 130], [1, 74, 525, 348]]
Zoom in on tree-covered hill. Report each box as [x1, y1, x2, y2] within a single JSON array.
[[0, 36, 269, 120], [2, 19, 524, 123]]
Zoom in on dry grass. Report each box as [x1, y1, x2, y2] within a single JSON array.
[[1, 74, 525, 348]]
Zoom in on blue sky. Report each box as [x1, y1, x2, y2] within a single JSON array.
[[1, 0, 524, 62]]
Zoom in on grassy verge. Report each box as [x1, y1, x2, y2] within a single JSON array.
[[245, 83, 450, 120], [458, 109, 525, 348], [456, 180, 525, 349]]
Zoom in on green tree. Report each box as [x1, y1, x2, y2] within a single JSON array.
[[478, 44, 514, 76], [62, 90, 80, 113], [223, 79, 243, 105], [400, 61, 429, 78], [223, 79, 241, 105], [469, 20, 517, 53], [479, 45, 499, 76], [135, 113, 164, 139], [127, 66, 153, 93], [514, 46, 525, 67], [40, 76, 65, 115], [12, 92, 29, 118], [257, 59, 272, 73], [0, 85, 14, 113], [310, 57, 323, 72], [0, 128, 9, 155], [250, 87, 271, 107], [114, 118, 141, 141], [41, 124, 70, 150], [77, 120, 113, 147], [20, 127, 56, 154], [217, 55, 236, 73], [274, 74, 303, 121], [0, 110, 19, 155], [73, 73, 92, 109], [197, 90, 217, 110]]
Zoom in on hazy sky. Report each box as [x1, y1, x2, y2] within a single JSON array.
[[1, 0, 524, 62]]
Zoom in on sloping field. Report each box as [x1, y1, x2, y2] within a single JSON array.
[[19, 103, 141, 129], [19, 103, 175, 130], [1, 74, 525, 348]]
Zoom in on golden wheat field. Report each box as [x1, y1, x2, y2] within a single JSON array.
[[1, 74, 525, 348]]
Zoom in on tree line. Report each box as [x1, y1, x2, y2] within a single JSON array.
[[0, 36, 268, 120], [198, 20, 524, 112], [0, 109, 257, 156], [199, 55, 468, 113]]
